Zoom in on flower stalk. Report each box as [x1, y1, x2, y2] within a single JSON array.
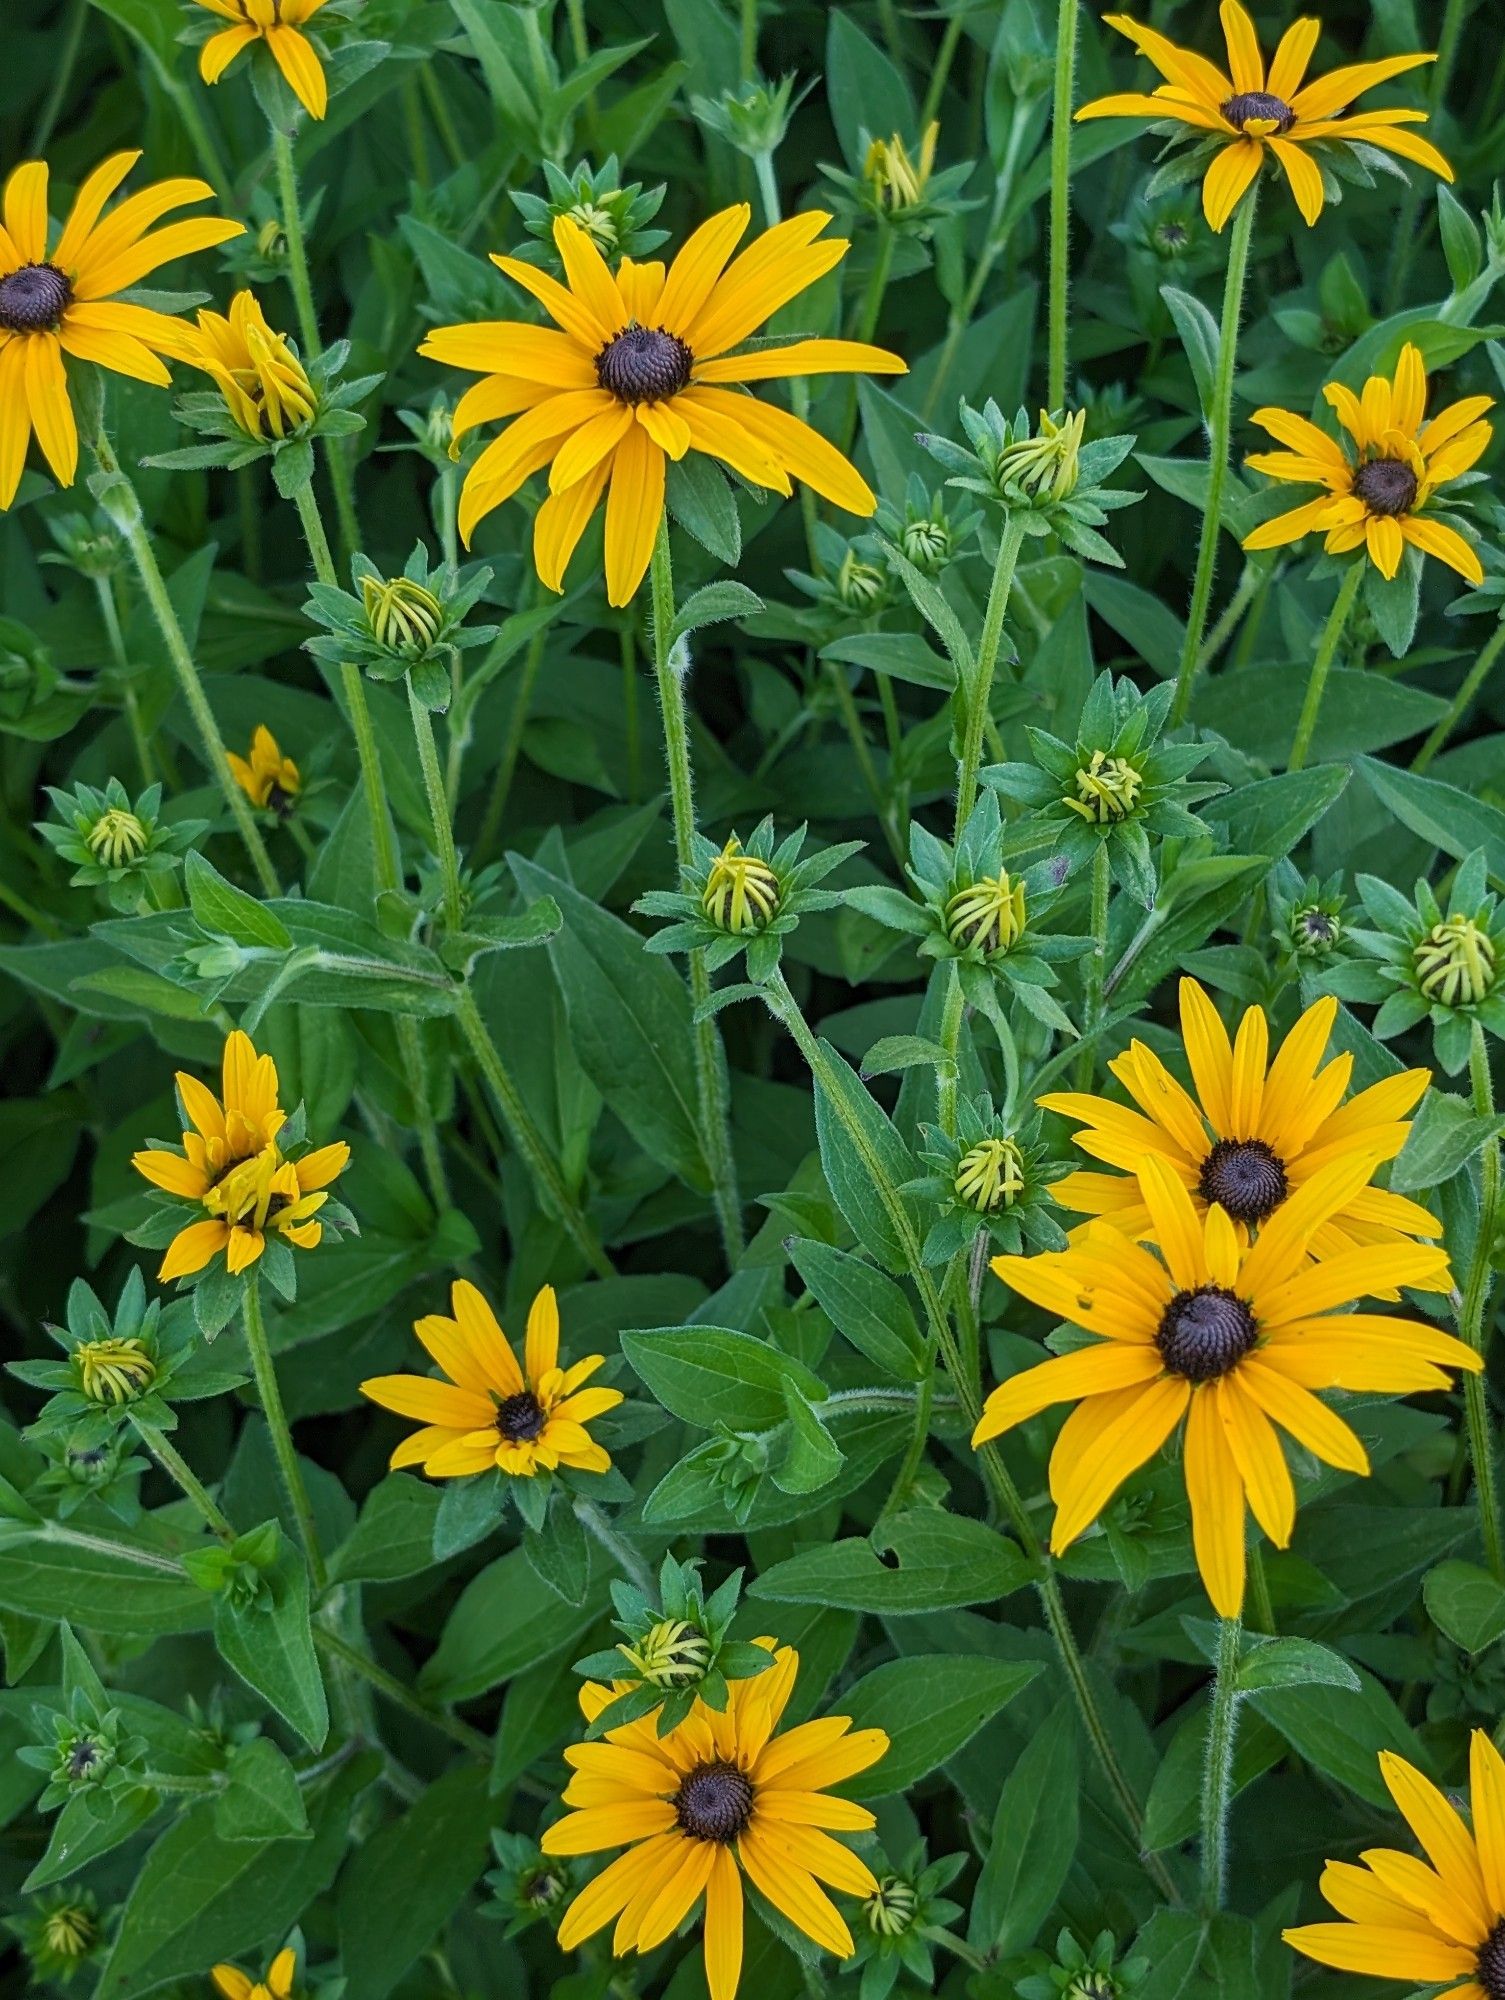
[[1461, 1020, 1505, 1578], [1075, 838, 1111, 1087], [956, 514, 1027, 834], [1048, 0, 1080, 412], [241, 1278, 327, 1594], [1201, 1616, 1243, 1913], [1287, 560, 1365, 772], [1413, 617, 1505, 772]]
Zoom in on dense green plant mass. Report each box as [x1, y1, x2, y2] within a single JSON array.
[[6, 1, 1505, 1998]]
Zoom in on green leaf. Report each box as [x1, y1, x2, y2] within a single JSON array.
[[185, 852, 293, 951], [821, 632, 955, 692], [337, 1764, 492, 2000], [213, 1738, 310, 1844], [812, 1039, 924, 1274], [0, 1522, 208, 1636], [1161, 284, 1221, 420], [1423, 1559, 1505, 1654], [748, 1513, 1033, 1612], [446, 0, 535, 137], [1248, 1666, 1430, 1807], [826, 11, 915, 170], [773, 1384, 844, 1495], [1233, 1636, 1361, 1695], [524, 1501, 592, 1606], [1200, 765, 1349, 859], [212, 1541, 329, 1751], [670, 582, 764, 645], [25, 1786, 162, 1894], [666, 452, 740, 564], [1359, 756, 1505, 886], [787, 1240, 926, 1381], [1193, 666, 1445, 764], [622, 1324, 829, 1430], [968, 1700, 1079, 1955], [419, 1545, 609, 1703], [1392, 1089, 1505, 1192], [836, 1653, 1040, 1795]]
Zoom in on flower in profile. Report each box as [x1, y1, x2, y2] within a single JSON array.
[[228, 725, 301, 817], [1076, 6, 1451, 231], [976, 1153, 1467, 1616], [184, 291, 317, 440], [1243, 343, 1492, 582], [360, 1281, 622, 1479], [193, 1, 333, 121], [211, 1945, 298, 2000], [131, 1029, 350, 1281], [542, 1641, 888, 2000], [1042, 979, 1445, 1267], [865, 123, 940, 211], [1285, 1732, 1505, 1993], [0, 153, 242, 507], [419, 207, 906, 604]]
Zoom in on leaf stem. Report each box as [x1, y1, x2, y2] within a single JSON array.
[[130, 1416, 235, 1541], [1200, 1616, 1242, 1913], [1413, 615, 1505, 772], [956, 514, 1026, 834], [312, 1626, 491, 1758], [575, 1499, 655, 1596], [1047, 0, 1080, 412], [1287, 559, 1364, 772], [242, 1277, 327, 1594]]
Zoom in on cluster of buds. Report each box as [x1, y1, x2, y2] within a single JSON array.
[[483, 1830, 574, 1938], [921, 401, 1141, 568], [512, 156, 668, 262], [39, 778, 203, 913], [637, 819, 859, 983], [573, 1557, 775, 1737], [910, 1098, 1068, 1265], [303, 546, 498, 711], [42, 508, 123, 582], [689, 75, 811, 161], [182, 1518, 284, 1611]]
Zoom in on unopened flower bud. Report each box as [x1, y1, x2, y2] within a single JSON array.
[[954, 1136, 1025, 1212], [1415, 916, 1497, 1007], [619, 1618, 713, 1688], [1064, 750, 1143, 824], [944, 872, 1027, 957], [836, 550, 887, 610], [702, 838, 781, 934], [361, 575, 445, 655], [864, 1875, 918, 1937], [75, 1336, 156, 1405], [85, 807, 147, 869]]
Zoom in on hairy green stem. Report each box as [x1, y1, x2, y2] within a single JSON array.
[[94, 572, 156, 788], [1169, 185, 1259, 728], [1287, 560, 1364, 772], [956, 514, 1027, 833], [922, 99, 1031, 422], [313, 1626, 491, 1757], [1383, 0, 1468, 313], [1413, 617, 1505, 772], [131, 1416, 235, 1541], [575, 1499, 655, 1596], [407, 682, 465, 934], [827, 662, 905, 868], [1201, 1616, 1242, 1913], [937, 958, 966, 1138], [243, 1278, 327, 1593], [649, 522, 746, 1264], [477, 623, 547, 862], [1047, 0, 1079, 411], [1461, 1020, 1505, 1578], [919, 8, 968, 129], [1075, 839, 1111, 1088]]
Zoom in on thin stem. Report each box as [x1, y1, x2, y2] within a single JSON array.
[[91, 423, 280, 895], [956, 515, 1027, 833], [1287, 560, 1364, 771], [1247, 1544, 1276, 1636], [826, 662, 905, 867], [1074, 839, 1111, 1088], [1047, 0, 1080, 412], [739, 0, 758, 81], [1413, 617, 1505, 772], [842, 225, 895, 450], [312, 1626, 491, 1758], [936, 959, 966, 1139], [130, 1416, 235, 1541], [919, 8, 968, 129], [649, 521, 746, 1264], [575, 1500, 655, 1596], [242, 1279, 327, 1593], [452, 982, 615, 1279], [1200, 1616, 1243, 1913], [922, 101, 1030, 422], [1383, 0, 1467, 313], [1169, 185, 1259, 728], [30, 0, 87, 153], [477, 624, 546, 862], [1461, 1020, 1505, 1578], [407, 681, 465, 934], [94, 573, 155, 788]]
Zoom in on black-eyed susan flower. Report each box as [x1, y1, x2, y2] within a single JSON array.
[[0, 153, 242, 506], [419, 208, 906, 604], [1285, 1732, 1505, 1994], [975, 1152, 1468, 1617], [1243, 342, 1493, 583], [541, 1641, 888, 2000], [183, 291, 317, 440], [1076, 6, 1450, 231], [131, 1029, 350, 1281], [211, 1945, 297, 2000], [227, 725, 301, 817], [1041, 978, 1444, 1265], [360, 1280, 621, 1479], [193, 0, 332, 121]]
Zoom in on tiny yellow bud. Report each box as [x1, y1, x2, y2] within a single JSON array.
[[42, 1906, 97, 1959], [996, 407, 1086, 503], [1063, 749, 1143, 824], [86, 807, 148, 868], [702, 838, 781, 934], [864, 122, 940, 211], [361, 575, 445, 655]]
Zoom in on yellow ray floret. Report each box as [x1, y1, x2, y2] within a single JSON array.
[[419, 206, 906, 606], [361, 1280, 622, 1479], [193, 0, 333, 121], [0, 153, 243, 507], [975, 1153, 1471, 1618], [1077, 3, 1450, 232], [211, 1948, 296, 2000], [1243, 341, 1492, 583], [184, 290, 318, 440], [542, 1642, 889, 2000], [228, 724, 302, 812]]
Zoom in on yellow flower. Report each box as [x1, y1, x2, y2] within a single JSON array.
[[975, 1152, 1469, 1618], [185, 291, 317, 440], [1076, 4, 1450, 231], [419, 207, 907, 605], [864, 123, 940, 210], [227, 724, 301, 814], [211, 1946, 296, 2000], [0, 152, 242, 507], [194, 0, 332, 121], [1285, 1731, 1505, 1994], [1063, 750, 1142, 823], [1042, 980, 1445, 1268], [360, 1280, 622, 1479], [1243, 342, 1492, 583], [130, 1028, 348, 1280], [541, 1642, 889, 2000]]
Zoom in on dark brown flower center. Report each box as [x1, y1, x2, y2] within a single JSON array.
[[1157, 1285, 1258, 1383], [1352, 456, 1419, 518], [266, 781, 296, 820], [1220, 90, 1296, 134], [495, 1391, 547, 1442], [596, 324, 694, 405], [0, 262, 72, 334], [1478, 1919, 1505, 2000], [674, 1760, 753, 1842], [1197, 1138, 1288, 1225]]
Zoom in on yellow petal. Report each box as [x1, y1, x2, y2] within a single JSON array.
[[602, 419, 664, 607], [1184, 1385, 1246, 1617]]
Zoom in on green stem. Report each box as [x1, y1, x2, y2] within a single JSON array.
[[1383, 0, 1467, 314], [826, 661, 905, 868], [407, 680, 465, 934], [452, 983, 615, 1279], [242, 1279, 327, 1593], [91, 424, 280, 895], [649, 522, 746, 1264], [1047, 0, 1080, 412], [1461, 1020, 1505, 1578], [477, 623, 546, 862], [739, 0, 758, 81], [1074, 839, 1111, 1088], [1413, 617, 1505, 772], [956, 515, 1026, 834], [922, 101, 1030, 423], [312, 1626, 491, 1758], [575, 1499, 655, 1596], [130, 1416, 235, 1541], [94, 573, 155, 788], [1200, 1616, 1243, 1913], [842, 225, 895, 450], [919, 8, 968, 129], [1247, 1544, 1275, 1636], [1287, 560, 1364, 771], [31, 0, 87, 152], [937, 958, 966, 1139], [1169, 185, 1259, 728]]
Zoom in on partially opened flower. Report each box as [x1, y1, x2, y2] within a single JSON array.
[[360, 1280, 621, 1478], [227, 724, 301, 816], [192, 1, 333, 121], [183, 291, 317, 440], [0, 152, 242, 506], [975, 1153, 1468, 1617], [1285, 1733, 1505, 1996], [1243, 342, 1493, 583], [1076, 5, 1450, 231], [541, 1641, 888, 2000], [419, 206, 906, 604], [211, 1945, 297, 2000]]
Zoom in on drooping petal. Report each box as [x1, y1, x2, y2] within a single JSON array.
[[1202, 138, 1263, 232], [1184, 1385, 1246, 1616], [602, 419, 665, 607]]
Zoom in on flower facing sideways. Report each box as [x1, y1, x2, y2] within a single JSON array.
[[228, 724, 301, 816], [542, 1641, 888, 2000], [211, 1946, 296, 2000], [1243, 342, 1492, 583], [193, 1, 333, 121], [420, 206, 905, 604], [0, 153, 242, 506], [975, 1153, 1470, 1617], [1285, 1733, 1505, 1999], [184, 291, 318, 441], [1076, 4, 1450, 231], [360, 1280, 621, 1479]]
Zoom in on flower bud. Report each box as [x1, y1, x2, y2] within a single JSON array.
[[42, 1903, 98, 1961], [566, 199, 619, 252], [1290, 904, 1341, 957], [864, 1875, 918, 1937], [944, 872, 1027, 957], [1414, 916, 1497, 1007], [836, 549, 888, 610], [954, 1136, 1025, 1212], [864, 123, 939, 211], [996, 407, 1085, 503], [85, 807, 148, 869], [702, 837, 781, 934], [361, 575, 445, 655], [75, 1336, 156, 1405], [1064, 750, 1143, 824], [619, 1618, 714, 1688], [902, 514, 952, 572]]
